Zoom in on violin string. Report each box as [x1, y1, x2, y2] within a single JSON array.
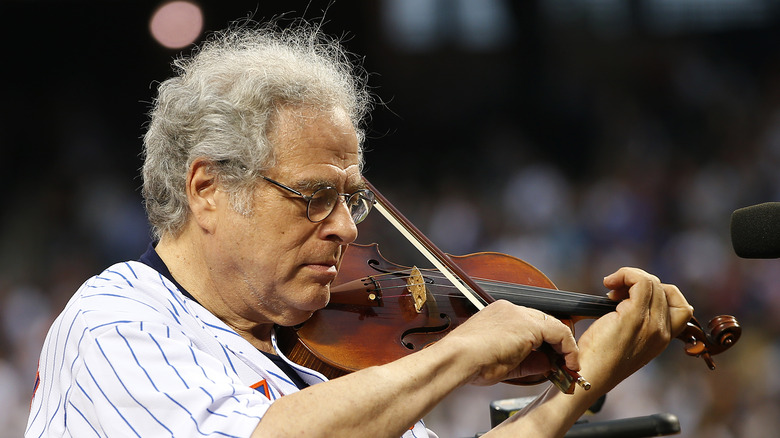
[[370, 273, 595, 302], [354, 278, 615, 311], [339, 271, 614, 315], [392, 288, 613, 309], [360, 267, 568, 296], [353, 269, 615, 308], [339, 290, 608, 320]]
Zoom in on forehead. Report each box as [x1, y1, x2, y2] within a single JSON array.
[[268, 106, 361, 177]]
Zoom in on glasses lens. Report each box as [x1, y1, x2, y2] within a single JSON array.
[[307, 187, 375, 223], [307, 187, 339, 222], [348, 190, 375, 224]]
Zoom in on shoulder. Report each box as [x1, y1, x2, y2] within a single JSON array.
[[63, 261, 193, 334], [82, 260, 174, 296]]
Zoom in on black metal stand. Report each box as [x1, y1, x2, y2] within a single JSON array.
[[565, 413, 680, 437], [475, 395, 680, 437]]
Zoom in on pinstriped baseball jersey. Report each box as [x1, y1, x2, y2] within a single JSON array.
[[25, 260, 431, 437]]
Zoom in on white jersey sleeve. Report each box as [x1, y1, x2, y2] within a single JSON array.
[[26, 262, 271, 437]]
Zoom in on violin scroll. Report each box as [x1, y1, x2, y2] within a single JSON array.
[[679, 315, 741, 370]]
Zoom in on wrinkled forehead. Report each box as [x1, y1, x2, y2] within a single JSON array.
[[268, 104, 355, 143], [265, 105, 361, 173]]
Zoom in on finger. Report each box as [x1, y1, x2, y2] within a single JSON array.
[[661, 282, 692, 312], [662, 283, 695, 337], [537, 312, 580, 371], [519, 307, 579, 368], [647, 275, 670, 333], [604, 267, 658, 312], [604, 267, 659, 291], [510, 350, 554, 379]]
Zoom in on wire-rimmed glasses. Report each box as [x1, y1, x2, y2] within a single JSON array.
[[260, 175, 375, 224]]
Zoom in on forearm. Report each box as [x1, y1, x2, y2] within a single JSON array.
[[253, 339, 474, 437], [486, 384, 604, 438], [252, 299, 584, 437], [486, 264, 694, 438]]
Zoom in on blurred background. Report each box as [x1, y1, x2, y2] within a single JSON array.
[[2, 0, 780, 436]]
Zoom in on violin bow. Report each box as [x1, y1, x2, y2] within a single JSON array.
[[362, 177, 590, 394]]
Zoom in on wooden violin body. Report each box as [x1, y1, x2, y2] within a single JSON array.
[[279, 243, 562, 383], [277, 243, 741, 383]]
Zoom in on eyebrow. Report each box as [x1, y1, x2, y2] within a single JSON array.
[[294, 178, 367, 194]]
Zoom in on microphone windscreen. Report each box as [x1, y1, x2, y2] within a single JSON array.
[[730, 202, 780, 258]]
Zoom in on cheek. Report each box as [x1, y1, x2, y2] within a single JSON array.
[[226, 197, 314, 268], [238, 222, 306, 270], [216, 211, 276, 266]]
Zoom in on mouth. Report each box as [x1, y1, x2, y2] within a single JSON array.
[[302, 247, 344, 283], [303, 260, 340, 281], [306, 262, 338, 273]]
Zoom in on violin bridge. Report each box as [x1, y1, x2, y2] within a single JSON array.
[[407, 266, 427, 313]]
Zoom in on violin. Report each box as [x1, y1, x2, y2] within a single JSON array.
[[277, 179, 741, 394]]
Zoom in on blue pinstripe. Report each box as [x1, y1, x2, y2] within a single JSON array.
[[265, 369, 295, 388], [123, 262, 138, 279], [83, 361, 142, 437], [74, 380, 94, 403], [95, 331, 175, 436], [89, 320, 133, 332], [188, 344, 219, 384], [116, 326, 161, 391], [56, 325, 90, 434], [219, 343, 239, 375], [162, 394, 243, 438], [231, 408, 263, 421], [203, 320, 243, 336], [82, 292, 161, 313], [30, 306, 88, 436], [148, 332, 190, 389], [158, 273, 188, 315], [105, 269, 134, 288], [67, 401, 101, 437]]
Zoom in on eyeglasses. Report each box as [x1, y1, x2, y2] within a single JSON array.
[[260, 176, 375, 224]]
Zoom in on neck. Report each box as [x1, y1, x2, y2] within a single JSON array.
[[155, 228, 276, 353]]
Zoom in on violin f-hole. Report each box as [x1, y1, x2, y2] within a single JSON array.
[[400, 313, 452, 350]]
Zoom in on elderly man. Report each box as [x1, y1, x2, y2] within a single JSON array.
[[26, 23, 692, 438]]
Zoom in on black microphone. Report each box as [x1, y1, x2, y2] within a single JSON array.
[[730, 202, 780, 258]]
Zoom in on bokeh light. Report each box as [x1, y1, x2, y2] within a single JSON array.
[[149, 1, 203, 49]]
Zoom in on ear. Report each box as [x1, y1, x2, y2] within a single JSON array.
[[186, 158, 220, 233]]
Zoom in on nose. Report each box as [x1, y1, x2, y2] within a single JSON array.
[[319, 198, 359, 244]]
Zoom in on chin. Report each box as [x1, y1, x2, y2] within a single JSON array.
[[276, 285, 330, 325], [290, 298, 329, 324], [282, 311, 315, 328], [306, 285, 332, 310]]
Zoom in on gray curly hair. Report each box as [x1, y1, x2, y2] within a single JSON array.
[[142, 21, 372, 239]]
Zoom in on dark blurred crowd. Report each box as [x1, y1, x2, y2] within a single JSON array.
[[3, 1, 780, 437]]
